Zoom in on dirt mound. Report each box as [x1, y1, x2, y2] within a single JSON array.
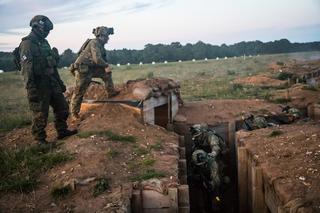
[[237, 121, 320, 211], [272, 84, 320, 108], [175, 99, 283, 123], [65, 77, 182, 103], [282, 59, 320, 76], [0, 103, 179, 212], [233, 74, 286, 87]]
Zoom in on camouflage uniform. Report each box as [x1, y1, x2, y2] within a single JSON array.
[[243, 114, 268, 130], [70, 27, 117, 117], [19, 15, 76, 143]]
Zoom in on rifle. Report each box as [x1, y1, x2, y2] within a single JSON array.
[[83, 99, 143, 108]]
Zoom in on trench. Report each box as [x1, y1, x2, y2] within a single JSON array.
[[173, 121, 238, 213]]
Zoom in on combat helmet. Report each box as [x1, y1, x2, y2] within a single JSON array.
[[190, 124, 208, 140], [29, 15, 53, 31], [192, 149, 208, 166], [92, 26, 114, 37]]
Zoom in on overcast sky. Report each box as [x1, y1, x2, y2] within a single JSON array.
[[0, 0, 319, 52]]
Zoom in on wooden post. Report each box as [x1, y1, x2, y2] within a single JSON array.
[[179, 136, 185, 147], [132, 189, 142, 213], [247, 154, 253, 213], [251, 166, 267, 213], [238, 147, 248, 213], [168, 187, 178, 213], [178, 159, 187, 184], [178, 185, 190, 213], [179, 147, 186, 159]]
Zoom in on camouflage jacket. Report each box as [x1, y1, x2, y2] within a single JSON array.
[[75, 38, 108, 68], [19, 31, 65, 91], [192, 130, 227, 158]]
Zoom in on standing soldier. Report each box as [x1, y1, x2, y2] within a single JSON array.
[[19, 15, 77, 147], [69, 26, 119, 119]]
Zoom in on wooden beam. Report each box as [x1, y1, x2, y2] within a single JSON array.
[[251, 166, 267, 213], [238, 147, 248, 213]]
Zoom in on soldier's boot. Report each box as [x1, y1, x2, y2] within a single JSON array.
[[57, 129, 78, 140]]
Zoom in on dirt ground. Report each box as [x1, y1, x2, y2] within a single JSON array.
[[236, 121, 320, 212], [233, 74, 286, 88], [174, 99, 283, 124], [0, 103, 179, 212]]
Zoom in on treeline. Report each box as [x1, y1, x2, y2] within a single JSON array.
[[1, 39, 320, 71]]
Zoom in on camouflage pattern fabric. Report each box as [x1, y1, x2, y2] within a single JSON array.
[[70, 38, 115, 116], [19, 31, 69, 141], [70, 65, 114, 116], [243, 115, 268, 130]]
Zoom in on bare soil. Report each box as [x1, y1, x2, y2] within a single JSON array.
[[237, 121, 320, 212], [233, 74, 286, 88], [175, 99, 283, 123], [0, 103, 179, 212]]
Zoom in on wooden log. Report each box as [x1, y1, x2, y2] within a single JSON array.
[[179, 147, 186, 159], [237, 147, 248, 213], [178, 185, 190, 207], [178, 206, 190, 213], [178, 159, 187, 177], [251, 166, 267, 213], [179, 136, 185, 147], [168, 187, 178, 213], [132, 189, 142, 213], [247, 154, 253, 213]]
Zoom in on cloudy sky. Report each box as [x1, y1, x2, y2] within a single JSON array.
[[0, 0, 319, 52]]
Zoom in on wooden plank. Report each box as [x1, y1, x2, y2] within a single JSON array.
[[178, 160, 187, 176], [178, 206, 190, 213], [178, 185, 190, 207], [179, 147, 186, 159], [251, 167, 267, 213], [178, 136, 185, 147], [132, 189, 142, 213], [237, 147, 248, 213], [143, 96, 168, 111], [143, 108, 155, 124], [168, 187, 178, 213], [247, 154, 253, 213]]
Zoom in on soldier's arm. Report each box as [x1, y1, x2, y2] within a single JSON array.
[[20, 40, 36, 89], [90, 40, 108, 67]]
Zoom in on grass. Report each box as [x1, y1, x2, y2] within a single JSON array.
[[1, 51, 319, 131], [149, 141, 164, 151], [271, 98, 292, 104], [269, 130, 284, 137], [51, 185, 72, 200], [77, 130, 137, 143], [93, 177, 110, 197], [0, 145, 72, 192], [130, 169, 166, 181], [106, 148, 120, 158]]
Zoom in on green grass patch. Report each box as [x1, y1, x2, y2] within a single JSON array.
[[106, 148, 120, 158], [142, 157, 156, 166], [130, 169, 166, 181], [0, 145, 72, 192], [133, 146, 149, 155], [149, 141, 164, 151], [51, 185, 72, 200], [269, 130, 284, 137], [77, 130, 136, 143], [93, 177, 110, 197]]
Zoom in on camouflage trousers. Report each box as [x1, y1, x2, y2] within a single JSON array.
[[27, 87, 69, 141], [70, 65, 114, 116]]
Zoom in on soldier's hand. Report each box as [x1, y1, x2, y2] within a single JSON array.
[[105, 66, 112, 73]]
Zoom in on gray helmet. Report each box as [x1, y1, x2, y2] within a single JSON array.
[[92, 26, 114, 37], [30, 15, 53, 31], [190, 124, 208, 139], [192, 149, 208, 166]]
